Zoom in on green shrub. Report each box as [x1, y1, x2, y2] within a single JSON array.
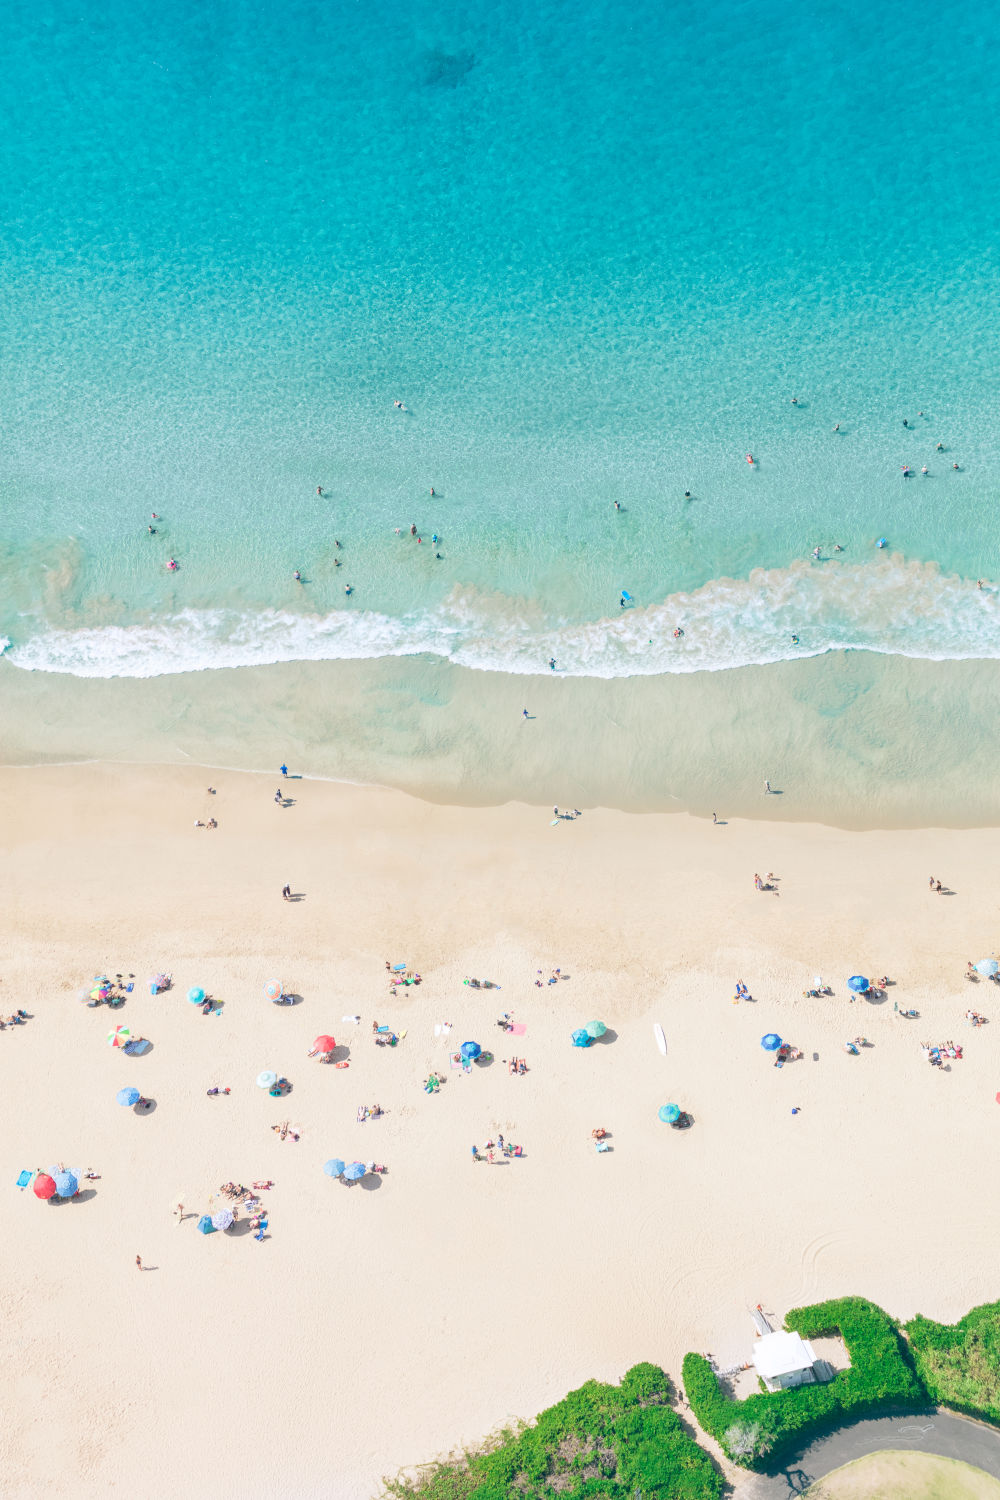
[[908, 1301, 1000, 1424], [380, 1362, 724, 1499], [682, 1296, 927, 1469]]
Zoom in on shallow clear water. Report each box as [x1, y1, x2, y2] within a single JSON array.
[[2, 0, 999, 808]]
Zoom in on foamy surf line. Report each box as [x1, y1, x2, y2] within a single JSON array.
[[4, 558, 999, 679]]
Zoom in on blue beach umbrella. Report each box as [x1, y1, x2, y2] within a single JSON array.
[[460, 1041, 481, 1061], [323, 1159, 345, 1178], [847, 975, 869, 993], [187, 986, 205, 1005], [197, 1214, 216, 1234], [343, 1161, 366, 1182], [571, 1028, 591, 1048], [53, 1170, 78, 1198], [975, 959, 999, 977], [116, 1086, 141, 1107], [256, 1070, 277, 1089], [658, 1103, 681, 1124], [761, 1033, 782, 1052], [586, 1020, 607, 1039]]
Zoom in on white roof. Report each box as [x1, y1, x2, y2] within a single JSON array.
[[753, 1330, 813, 1378]]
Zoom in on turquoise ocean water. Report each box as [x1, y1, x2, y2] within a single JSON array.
[[2, 0, 1000, 747]]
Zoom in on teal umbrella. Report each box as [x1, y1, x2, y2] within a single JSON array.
[[585, 1020, 607, 1039], [187, 986, 206, 1005], [196, 1214, 215, 1234], [658, 1103, 681, 1124]]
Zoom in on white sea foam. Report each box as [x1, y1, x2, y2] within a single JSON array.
[[4, 558, 999, 679]]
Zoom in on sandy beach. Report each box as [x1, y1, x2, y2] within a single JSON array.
[[3, 762, 1000, 1498]]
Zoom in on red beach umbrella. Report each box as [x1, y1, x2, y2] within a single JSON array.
[[313, 1035, 336, 1054], [33, 1173, 57, 1200]]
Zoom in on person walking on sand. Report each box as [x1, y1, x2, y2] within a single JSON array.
[[712, 812, 717, 824], [175, 1203, 184, 1224], [136, 1254, 142, 1270], [764, 779, 772, 794]]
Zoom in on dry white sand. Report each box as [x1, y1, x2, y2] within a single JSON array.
[[2, 764, 999, 1498]]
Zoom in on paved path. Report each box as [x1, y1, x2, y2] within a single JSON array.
[[744, 1410, 1000, 1496]]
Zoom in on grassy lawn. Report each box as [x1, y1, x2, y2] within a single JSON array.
[[806, 1450, 1000, 1499]]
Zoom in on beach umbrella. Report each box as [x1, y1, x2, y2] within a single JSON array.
[[211, 1209, 234, 1231], [107, 1026, 132, 1048], [847, 975, 869, 993], [116, 1086, 141, 1107], [33, 1173, 57, 1200], [196, 1214, 216, 1234], [187, 986, 205, 1005], [256, 1070, 277, 1089], [761, 1033, 783, 1051], [460, 1041, 482, 1061], [658, 1103, 681, 1124], [343, 1161, 367, 1182], [264, 979, 282, 1001], [53, 1170, 78, 1199], [571, 1028, 591, 1048], [975, 959, 999, 977], [586, 1020, 607, 1039], [91, 984, 109, 1000], [323, 1159, 345, 1177], [314, 1035, 336, 1054]]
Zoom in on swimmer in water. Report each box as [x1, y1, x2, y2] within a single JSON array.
[[429, 487, 435, 497], [549, 658, 556, 671], [902, 465, 911, 476], [335, 539, 341, 549], [902, 418, 908, 427], [435, 552, 443, 559], [410, 523, 417, 536], [345, 584, 353, 595], [166, 558, 178, 571], [333, 557, 341, 567], [148, 525, 156, 534], [834, 543, 844, 552], [790, 397, 798, 405], [791, 635, 799, 645], [812, 547, 821, 559], [151, 512, 159, 520], [833, 423, 840, 432], [936, 442, 944, 451], [876, 538, 887, 548], [673, 626, 684, 638], [746, 453, 754, 465], [293, 570, 302, 583], [317, 486, 323, 496], [921, 465, 929, 475], [684, 491, 691, 499], [431, 534, 438, 544], [613, 500, 621, 511], [953, 462, 961, 470]]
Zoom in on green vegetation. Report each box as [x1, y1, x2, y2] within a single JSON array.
[[380, 1362, 724, 1500], [682, 1296, 926, 1469], [908, 1301, 1000, 1425]]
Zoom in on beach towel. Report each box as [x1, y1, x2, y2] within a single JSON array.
[[510, 1023, 527, 1036], [15, 1170, 31, 1188]]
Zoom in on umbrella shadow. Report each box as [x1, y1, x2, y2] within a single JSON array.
[[594, 1029, 618, 1045], [136, 1098, 158, 1114], [328, 1044, 351, 1064], [124, 1041, 154, 1056], [72, 1188, 98, 1204], [473, 1052, 496, 1069], [360, 1174, 384, 1191]]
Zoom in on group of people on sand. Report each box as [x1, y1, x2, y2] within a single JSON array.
[[921, 1040, 963, 1065], [471, 1135, 523, 1163], [0, 1009, 30, 1028], [754, 872, 779, 893]]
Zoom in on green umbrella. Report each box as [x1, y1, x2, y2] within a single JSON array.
[[586, 1020, 606, 1039]]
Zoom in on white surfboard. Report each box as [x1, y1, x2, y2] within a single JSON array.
[[653, 1023, 667, 1056]]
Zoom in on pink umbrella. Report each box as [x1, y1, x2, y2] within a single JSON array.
[[313, 1035, 336, 1054], [33, 1173, 57, 1200]]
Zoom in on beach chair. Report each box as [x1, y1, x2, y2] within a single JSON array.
[[595, 1140, 611, 1154]]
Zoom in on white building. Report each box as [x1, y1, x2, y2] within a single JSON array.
[[752, 1330, 818, 1393]]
